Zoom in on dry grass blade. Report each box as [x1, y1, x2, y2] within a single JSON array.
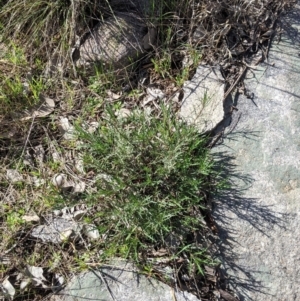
[[0, 0, 113, 65], [191, 0, 296, 84], [0, 1, 297, 301]]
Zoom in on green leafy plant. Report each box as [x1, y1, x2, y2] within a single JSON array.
[[6, 210, 25, 231]]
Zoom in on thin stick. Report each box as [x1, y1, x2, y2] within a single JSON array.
[[222, 66, 247, 102], [90, 268, 118, 301], [3, 116, 36, 201]]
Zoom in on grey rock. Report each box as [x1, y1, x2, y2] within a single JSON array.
[[76, 12, 147, 72], [46, 1, 155, 77], [31, 217, 81, 244], [49, 260, 200, 301], [82, 224, 100, 240], [212, 3, 300, 300], [180, 64, 224, 132]]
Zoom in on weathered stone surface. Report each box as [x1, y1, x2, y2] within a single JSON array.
[[212, 4, 300, 300], [76, 12, 148, 71], [180, 64, 224, 132], [49, 260, 199, 301], [31, 217, 81, 244], [45, 1, 156, 77]]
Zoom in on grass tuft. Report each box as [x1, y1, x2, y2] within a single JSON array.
[[0, 0, 294, 299], [77, 106, 224, 272]]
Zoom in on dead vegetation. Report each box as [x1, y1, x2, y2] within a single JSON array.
[[0, 0, 297, 300], [190, 0, 296, 95]]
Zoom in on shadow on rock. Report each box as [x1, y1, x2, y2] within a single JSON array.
[[211, 132, 288, 301]]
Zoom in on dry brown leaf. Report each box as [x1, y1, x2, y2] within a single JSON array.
[[22, 214, 40, 223], [107, 90, 122, 100], [219, 289, 239, 301], [1, 278, 16, 300], [20, 95, 55, 120]]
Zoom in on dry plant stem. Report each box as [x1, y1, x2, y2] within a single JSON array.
[[90, 268, 117, 301], [0, 1, 295, 300], [222, 66, 247, 102], [222, 53, 263, 102], [210, 47, 264, 149], [85, 263, 139, 272], [3, 116, 36, 201], [171, 287, 178, 301]]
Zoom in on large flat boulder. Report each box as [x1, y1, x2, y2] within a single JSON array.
[[50, 260, 199, 301], [212, 2, 300, 300]]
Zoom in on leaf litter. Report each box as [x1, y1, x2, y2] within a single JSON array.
[[0, 1, 297, 300]]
